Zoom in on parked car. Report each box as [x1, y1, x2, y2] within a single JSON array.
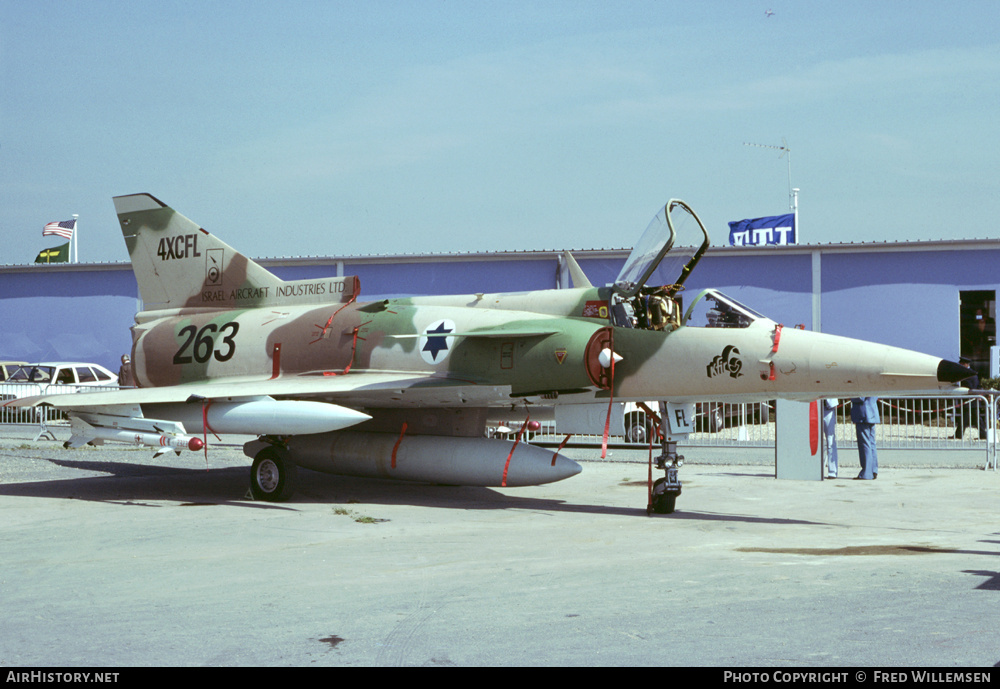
[[2, 362, 118, 398], [0, 361, 28, 382], [1, 362, 119, 423]]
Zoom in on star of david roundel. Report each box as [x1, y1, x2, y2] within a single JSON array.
[[419, 319, 456, 365]]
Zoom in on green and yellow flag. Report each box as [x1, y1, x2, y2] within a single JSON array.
[[35, 243, 69, 263]]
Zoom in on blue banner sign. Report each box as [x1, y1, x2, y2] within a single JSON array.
[[728, 213, 796, 246]]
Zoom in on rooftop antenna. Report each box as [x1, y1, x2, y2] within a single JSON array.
[[743, 139, 799, 245], [743, 139, 792, 210]]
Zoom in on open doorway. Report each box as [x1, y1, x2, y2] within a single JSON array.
[[959, 290, 995, 378]]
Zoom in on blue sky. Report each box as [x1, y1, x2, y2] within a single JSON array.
[[3, 0, 998, 264]]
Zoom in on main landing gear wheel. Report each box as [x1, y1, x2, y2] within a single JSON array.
[[250, 448, 298, 502]]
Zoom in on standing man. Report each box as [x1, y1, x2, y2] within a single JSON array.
[[954, 357, 987, 440], [118, 354, 135, 388], [823, 398, 839, 479], [850, 397, 879, 480]]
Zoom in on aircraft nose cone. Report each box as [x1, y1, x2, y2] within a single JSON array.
[[937, 359, 976, 384]]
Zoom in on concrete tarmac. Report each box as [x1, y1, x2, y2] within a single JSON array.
[[0, 431, 998, 667]]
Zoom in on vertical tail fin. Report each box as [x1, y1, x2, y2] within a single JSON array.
[[115, 193, 282, 311], [560, 250, 592, 288], [114, 193, 357, 314]]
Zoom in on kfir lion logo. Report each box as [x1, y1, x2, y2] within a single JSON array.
[[707, 345, 743, 379]]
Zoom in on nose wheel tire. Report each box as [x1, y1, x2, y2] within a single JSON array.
[[648, 477, 680, 515], [250, 448, 298, 502]]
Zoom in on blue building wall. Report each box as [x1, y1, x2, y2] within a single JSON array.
[[342, 258, 557, 298], [820, 248, 1000, 360], [271, 259, 556, 297], [685, 252, 815, 330], [0, 267, 138, 370]]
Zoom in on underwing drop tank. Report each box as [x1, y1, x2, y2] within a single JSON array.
[[244, 431, 582, 495], [148, 397, 371, 436]]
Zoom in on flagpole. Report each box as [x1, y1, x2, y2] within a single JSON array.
[[792, 188, 799, 243], [72, 214, 79, 263]]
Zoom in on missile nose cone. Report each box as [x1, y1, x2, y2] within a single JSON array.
[[937, 359, 976, 384], [188, 437, 205, 452]]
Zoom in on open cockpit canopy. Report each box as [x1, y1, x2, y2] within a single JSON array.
[[613, 199, 710, 299], [608, 199, 712, 332]]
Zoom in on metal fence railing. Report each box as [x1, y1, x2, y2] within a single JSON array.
[[506, 396, 998, 471], [838, 395, 997, 470], [0, 383, 126, 440], [834, 396, 991, 450]]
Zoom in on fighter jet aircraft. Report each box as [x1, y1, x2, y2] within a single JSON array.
[[4, 194, 973, 513]]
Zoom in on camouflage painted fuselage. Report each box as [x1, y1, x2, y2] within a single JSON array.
[[133, 284, 967, 413], [115, 191, 969, 424]]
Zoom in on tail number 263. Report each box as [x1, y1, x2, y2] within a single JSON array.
[[173, 322, 240, 365]]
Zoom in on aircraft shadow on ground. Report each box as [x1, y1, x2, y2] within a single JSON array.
[[0, 457, 296, 511], [963, 569, 1000, 591], [0, 456, 838, 524], [0, 457, 643, 516]]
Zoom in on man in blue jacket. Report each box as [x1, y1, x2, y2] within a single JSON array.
[[850, 397, 880, 480], [823, 398, 839, 478]]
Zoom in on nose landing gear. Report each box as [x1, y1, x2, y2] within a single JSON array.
[[648, 439, 683, 515]]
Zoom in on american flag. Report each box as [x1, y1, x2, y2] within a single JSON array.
[[43, 219, 76, 240]]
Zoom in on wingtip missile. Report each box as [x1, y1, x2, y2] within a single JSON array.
[[65, 416, 207, 455]]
